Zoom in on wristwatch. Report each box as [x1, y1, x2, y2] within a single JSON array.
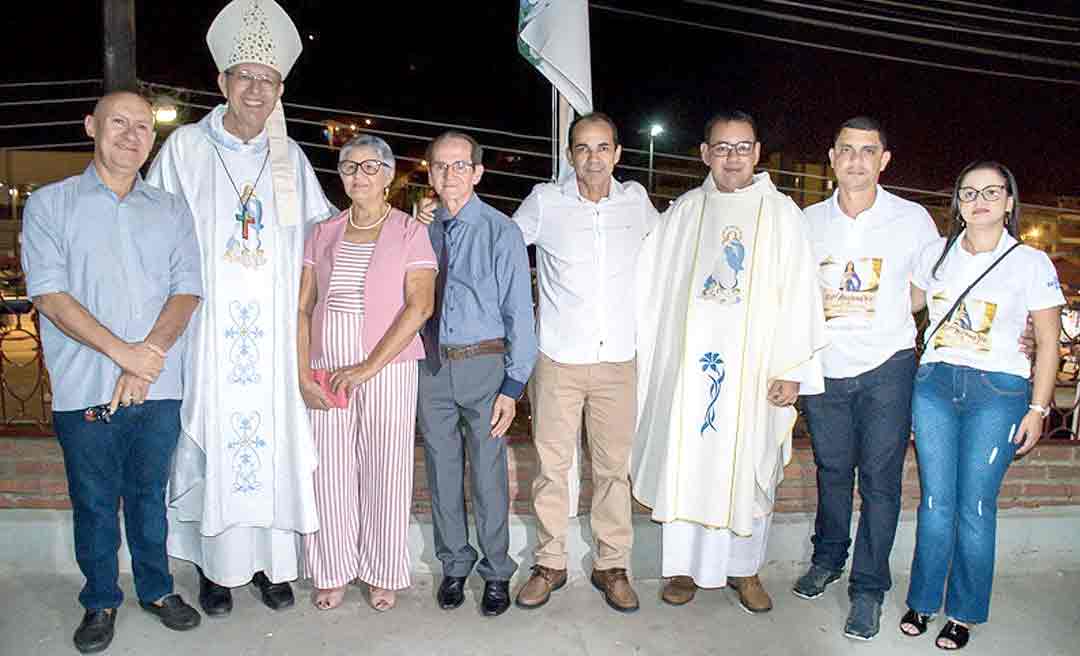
[[1028, 403, 1050, 418]]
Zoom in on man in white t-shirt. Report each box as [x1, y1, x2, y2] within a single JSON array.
[[512, 112, 659, 613], [797, 117, 940, 641]]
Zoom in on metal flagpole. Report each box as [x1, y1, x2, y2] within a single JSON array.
[[551, 86, 559, 182]]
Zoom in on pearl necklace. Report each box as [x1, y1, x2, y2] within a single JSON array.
[[349, 203, 391, 230]]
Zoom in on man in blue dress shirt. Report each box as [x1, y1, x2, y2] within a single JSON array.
[[21, 91, 203, 653], [419, 130, 538, 618]]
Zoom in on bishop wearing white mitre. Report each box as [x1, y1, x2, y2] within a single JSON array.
[[147, 0, 334, 615], [632, 111, 826, 612]]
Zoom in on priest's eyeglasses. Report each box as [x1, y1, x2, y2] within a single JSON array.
[[338, 159, 391, 176], [708, 140, 756, 158], [429, 160, 476, 176], [226, 69, 282, 90], [957, 185, 1007, 203]]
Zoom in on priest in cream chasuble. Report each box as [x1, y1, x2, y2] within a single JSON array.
[[147, 0, 333, 592], [633, 115, 826, 596]]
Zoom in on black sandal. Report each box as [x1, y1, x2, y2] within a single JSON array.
[[936, 620, 971, 650], [899, 608, 933, 636]]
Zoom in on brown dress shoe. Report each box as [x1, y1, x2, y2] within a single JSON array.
[[515, 565, 568, 609], [661, 575, 697, 606], [590, 568, 640, 613], [728, 575, 773, 614]]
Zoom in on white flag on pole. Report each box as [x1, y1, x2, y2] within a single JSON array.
[[519, 0, 593, 182], [518, 0, 593, 115]]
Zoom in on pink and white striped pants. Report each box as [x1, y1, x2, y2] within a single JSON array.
[[303, 309, 418, 590]]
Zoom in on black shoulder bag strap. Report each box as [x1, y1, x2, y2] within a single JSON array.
[[924, 242, 1022, 344]]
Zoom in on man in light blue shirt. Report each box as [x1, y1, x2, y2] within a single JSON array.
[[21, 91, 203, 653], [419, 130, 537, 618]]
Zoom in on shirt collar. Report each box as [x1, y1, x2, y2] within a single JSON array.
[[828, 185, 887, 221], [702, 171, 773, 195], [78, 163, 152, 201], [436, 192, 482, 227], [203, 103, 269, 153], [955, 228, 1017, 259], [560, 175, 625, 204]]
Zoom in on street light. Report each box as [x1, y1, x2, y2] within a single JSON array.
[[648, 123, 664, 193], [152, 95, 179, 125]]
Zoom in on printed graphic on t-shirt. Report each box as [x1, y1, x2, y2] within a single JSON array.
[[701, 225, 746, 305], [819, 256, 882, 321], [931, 292, 997, 353]]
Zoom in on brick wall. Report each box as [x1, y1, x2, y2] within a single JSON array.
[[3, 433, 1077, 513]]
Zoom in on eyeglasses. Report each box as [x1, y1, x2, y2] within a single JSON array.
[[957, 185, 1007, 203], [707, 140, 756, 158], [226, 69, 281, 90], [338, 159, 391, 176], [429, 160, 476, 176]]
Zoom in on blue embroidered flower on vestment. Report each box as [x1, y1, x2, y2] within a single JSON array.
[[700, 352, 725, 435]]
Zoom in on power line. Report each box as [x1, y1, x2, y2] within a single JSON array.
[[0, 79, 102, 89], [591, 4, 1080, 86], [683, 0, 1080, 68], [0, 120, 85, 130], [915, 0, 1080, 23], [857, 0, 1080, 32], [0, 97, 99, 109], [143, 82, 555, 143], [755, 0, 1078, 46]]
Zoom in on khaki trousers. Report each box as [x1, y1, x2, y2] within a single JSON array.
[[530, 353, 635, 570]]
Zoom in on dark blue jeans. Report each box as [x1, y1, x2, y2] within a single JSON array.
[[54, 399, 181, 610], [801, 348, 916, 601], [907, 362, 1027, 623]]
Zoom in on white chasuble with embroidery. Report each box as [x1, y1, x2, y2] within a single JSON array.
[[148, 105, 333, 541], [632, 173, 826, 536]]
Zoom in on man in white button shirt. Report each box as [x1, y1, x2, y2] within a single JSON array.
[[512, 112, 658, 613], [796, 117, 940, 640]]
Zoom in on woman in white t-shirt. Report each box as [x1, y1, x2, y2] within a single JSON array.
[[902, 161, 1063, 650]]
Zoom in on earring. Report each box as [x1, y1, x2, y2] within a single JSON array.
[[384, 186, 390, 199]]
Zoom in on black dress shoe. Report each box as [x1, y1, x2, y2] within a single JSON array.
[[481, 580, 511, 617], [251, 571, 295, 610], [139, 594, 201, 631], [198, 568, 233, 617], [437, 575, 467, 610], [73, 608, 116, 654]]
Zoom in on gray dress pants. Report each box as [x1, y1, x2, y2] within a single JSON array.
[[418, 353, 516, 581]]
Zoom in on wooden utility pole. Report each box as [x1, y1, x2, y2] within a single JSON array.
[[103, 0, 137, 92]]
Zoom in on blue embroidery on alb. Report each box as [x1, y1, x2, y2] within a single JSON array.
[[228, 411, 267, 493], [700, 352, 725, 435], [225, 301, 264, 385]]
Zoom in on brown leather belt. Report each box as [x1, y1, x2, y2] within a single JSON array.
[[442, 338, 506, 361]]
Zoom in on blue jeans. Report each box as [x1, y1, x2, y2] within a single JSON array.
[[54, 399, 181, 610], [801, 348, 916, 601], [907, 362, 1027, 624]]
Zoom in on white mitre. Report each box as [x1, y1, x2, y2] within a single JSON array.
[[206, 0, 303, 226], [206, 0, 302, 78]]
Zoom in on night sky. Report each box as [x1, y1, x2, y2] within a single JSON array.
[[4, 1, 1078, 201]]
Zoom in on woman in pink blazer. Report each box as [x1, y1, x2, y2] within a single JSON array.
[[298, 134, 436, 611]]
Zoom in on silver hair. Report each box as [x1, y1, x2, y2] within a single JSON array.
[[339, 133, 396, 179]]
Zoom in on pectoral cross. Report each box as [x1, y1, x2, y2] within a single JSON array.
[[239, 209, 256, 240]]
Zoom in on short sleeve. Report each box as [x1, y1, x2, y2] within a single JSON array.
[[911, 239, 940, 291], [512, 187, 543, 247], [1026, 249, 1066, 312], [21, 192, 69, 298], [302, 223, 318, 268], [169, 198, 203, 297], [405, 221, 437, 271]]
